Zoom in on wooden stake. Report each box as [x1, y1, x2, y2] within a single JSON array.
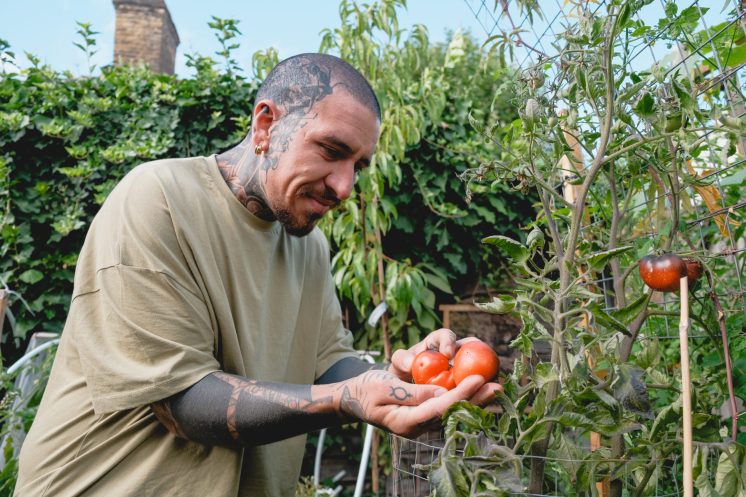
[[679, 276, 693, 497]]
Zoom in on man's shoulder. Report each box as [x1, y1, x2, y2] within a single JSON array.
[[128, 156, 209, 183]]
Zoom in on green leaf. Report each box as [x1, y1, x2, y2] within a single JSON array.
[[526, 227, 544, 253], [635, 93, 656, 118], [612, 293, 649, 325], [493, 391, 519, 421], [557, 412, 594, 429], [650, 398, 681, 440], [18, 269, 44, 284], [534, 362, 559, 389], [474, 295, 516, 315], [587, 302, 630, 335], [424, 271, 452, 294], [586, 246, 634, 272], [714, 448, 739, 497], [482, 235, 529, 263], [429, 457, 470, 497]]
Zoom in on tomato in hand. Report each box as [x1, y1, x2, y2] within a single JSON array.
[[411, 350, 455, 389], [412, 341, 500, 390], [639, 253, 687, 292], [451, 341, 500, 385]]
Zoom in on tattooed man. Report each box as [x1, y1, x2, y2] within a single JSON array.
[[15, 54, 500, 497]]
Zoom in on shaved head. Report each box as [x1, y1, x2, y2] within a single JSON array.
[[254, 53, 381, 121]]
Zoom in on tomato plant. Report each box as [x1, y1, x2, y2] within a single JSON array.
[[428, 0, 746, 495]]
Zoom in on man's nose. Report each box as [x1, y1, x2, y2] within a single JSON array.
[[325, 162, 356, 201]]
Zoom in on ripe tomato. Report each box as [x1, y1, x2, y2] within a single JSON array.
[[451, 341, 500, 385], [412, 350, 453, 388], [684, 258, 703, 284], [639, 253, 687, 292]]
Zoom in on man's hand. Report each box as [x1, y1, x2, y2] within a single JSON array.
[[337, 368, 488, 438], [388, 329, 503, 407]]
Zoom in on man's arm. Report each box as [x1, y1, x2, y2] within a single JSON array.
[[150, 368, 489, 448], [150, 371, 344, 447]]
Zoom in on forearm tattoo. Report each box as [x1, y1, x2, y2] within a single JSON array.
[[315, 356, 388, 384], [150, 367, 421, 447], [150, 372, 339, 447]]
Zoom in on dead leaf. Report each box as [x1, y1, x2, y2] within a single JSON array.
[[687, 161, 741, 237]]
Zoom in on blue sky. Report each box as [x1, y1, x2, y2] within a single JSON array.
[[1, 1, 495, 76], [1, 1, 732, 78]]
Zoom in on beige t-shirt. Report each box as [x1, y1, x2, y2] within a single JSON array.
[[15, 156, 355, 497]]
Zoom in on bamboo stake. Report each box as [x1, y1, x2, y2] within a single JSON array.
[[679, 275, 693, 497]]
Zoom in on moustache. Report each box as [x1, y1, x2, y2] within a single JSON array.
[[300, 186, 341, 208]]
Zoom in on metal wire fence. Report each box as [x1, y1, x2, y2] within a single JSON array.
[[391, 432, 691, 497]]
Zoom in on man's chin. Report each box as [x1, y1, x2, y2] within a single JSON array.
[[277, 211, 321, 237], [282, 223, 316, 237]]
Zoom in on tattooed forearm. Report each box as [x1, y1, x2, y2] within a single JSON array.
[[315, 356, 389, 384], [150, 372, 341, 447]]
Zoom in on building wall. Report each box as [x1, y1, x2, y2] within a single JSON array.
[[113, 0, 179, 74]]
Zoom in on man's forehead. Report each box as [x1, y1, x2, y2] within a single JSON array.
[[310, 91, 380, 144]]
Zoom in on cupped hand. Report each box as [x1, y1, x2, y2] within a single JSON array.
[[338, 369, 499, 438]]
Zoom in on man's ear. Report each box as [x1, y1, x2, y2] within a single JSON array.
[[252, 100, 279, 150]]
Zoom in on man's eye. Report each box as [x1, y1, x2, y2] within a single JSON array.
[[322, 146, 341, 159]]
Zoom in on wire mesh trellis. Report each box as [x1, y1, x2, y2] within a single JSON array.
[[392, 0, 746, 495], [390, 432, 699, 497]]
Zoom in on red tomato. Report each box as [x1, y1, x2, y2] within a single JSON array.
[[412, 350, 450, 386], [426, 369, 456, 390], [451, 341, 500, 385], [639, 253, 687, 292], [684, 258, 703, 284]]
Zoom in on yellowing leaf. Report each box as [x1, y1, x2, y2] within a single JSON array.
[[687, 162, 741, 237]]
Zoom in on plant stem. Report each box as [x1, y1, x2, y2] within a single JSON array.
[[608, 163, 626, 308], [705, 269, 739, 440]]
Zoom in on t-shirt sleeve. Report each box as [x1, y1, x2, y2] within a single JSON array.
[[74, 264, 220, 414]]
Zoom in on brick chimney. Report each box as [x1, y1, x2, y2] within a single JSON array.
[[112, 0, 179, 74]]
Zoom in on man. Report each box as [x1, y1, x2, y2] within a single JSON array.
[[15, 53, 500, 497]]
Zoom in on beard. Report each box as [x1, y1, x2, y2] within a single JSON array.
[[272, 185, 340, 237], [274, 207, 321, 237]]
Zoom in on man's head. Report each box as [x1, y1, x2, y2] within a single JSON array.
[[249, 53, 381, 236]]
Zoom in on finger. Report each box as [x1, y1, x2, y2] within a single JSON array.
[[386, 381, 447, 407], [455, 336, 481, 347], [468, 382, 503, 406], [423, 328, 458, 358], [411, 375, 485, 422], [390, 348, 414, 380]]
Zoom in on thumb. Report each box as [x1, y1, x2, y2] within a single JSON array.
[[390, 348, 415, 379]]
